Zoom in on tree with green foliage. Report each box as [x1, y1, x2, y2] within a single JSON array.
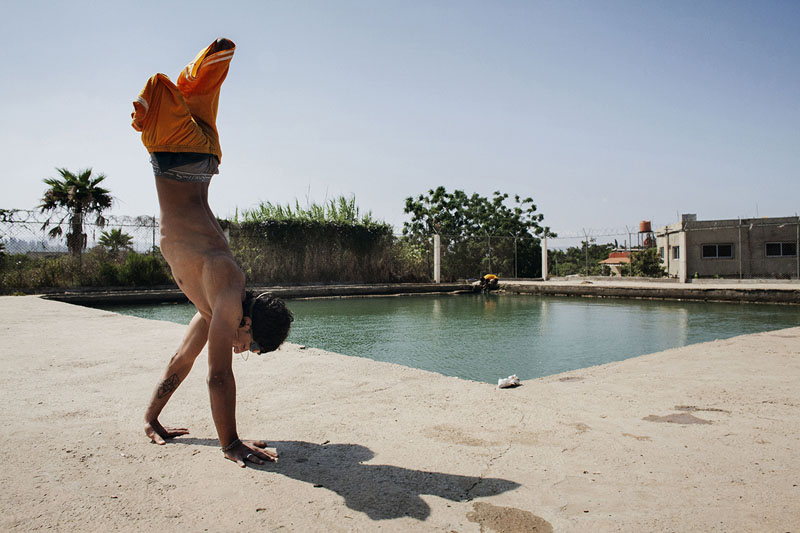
[[39, 168, 113, 257], [403, 187, 551, 239], [403, 187, 554, 279], [99, 228, 134, 259], [622, 248, 666, 278]]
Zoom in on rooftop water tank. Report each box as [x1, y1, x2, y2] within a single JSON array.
[[639, 220, 651, 233]]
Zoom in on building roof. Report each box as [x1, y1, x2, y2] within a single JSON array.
[[599, 251, 632, 265], [655, 215, 799, 235]]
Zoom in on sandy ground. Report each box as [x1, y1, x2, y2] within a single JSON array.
[[1, 295, 798, 532]]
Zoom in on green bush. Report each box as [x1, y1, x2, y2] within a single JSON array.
[[620, 248, 666, 278], [118, 252, 172, 286], [98, 262, 121, 286], [0, 248, 173, 293], [389, 238, 430, 282]]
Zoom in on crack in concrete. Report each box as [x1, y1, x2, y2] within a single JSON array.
[[464, 444, 512, 501]]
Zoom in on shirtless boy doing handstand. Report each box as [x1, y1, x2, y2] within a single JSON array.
[[131, 38, 293, 467]]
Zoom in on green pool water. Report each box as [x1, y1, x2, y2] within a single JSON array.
[[97, 294, 800, 384]]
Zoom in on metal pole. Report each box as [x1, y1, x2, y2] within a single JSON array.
[[582, 229, 589, 276], [625, 225, 631, 276], [796, 216, 799, 280], [152, 215, 157, 251], [513, 234, 518, 278], [487, 233, 492, 273]]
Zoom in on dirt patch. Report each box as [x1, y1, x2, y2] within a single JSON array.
[[571, 422, 590, 433], [643, 413, 712, 425], [421, 425, 494, 447], [558, 376, 584, 382], [466, 502, 552, 533]]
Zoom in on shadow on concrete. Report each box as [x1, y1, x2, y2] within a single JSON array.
[[174, 438, 520, 520]]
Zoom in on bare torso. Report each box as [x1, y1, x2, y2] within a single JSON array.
[[154, 176, 244, 319], [141, 38, 278, 466]]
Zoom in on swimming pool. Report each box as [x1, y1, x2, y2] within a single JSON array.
[[97, 294, 800, 384]]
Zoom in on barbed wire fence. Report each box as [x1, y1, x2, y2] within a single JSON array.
[[546, 224, 664, 249], [4, 209, 795, 283], [0, 208, 660, 281], [0, 209, 159, 255]]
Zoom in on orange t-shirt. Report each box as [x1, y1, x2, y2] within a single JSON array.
[[131, 42, 235, 161]]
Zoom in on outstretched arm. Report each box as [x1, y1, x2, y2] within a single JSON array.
[[144, 311, 209, 444], [206, 283, 277, 467]]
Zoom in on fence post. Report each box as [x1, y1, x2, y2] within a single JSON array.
[[582, 229, 590, 276], [679, 230, 687, 283], [541, 236, 548, 281], [433, 233, 441, 283], [511, 232, 518, 278], [738, 220, 742, 280], [152, 215, 157, 251], [487, 233, 492, 273]]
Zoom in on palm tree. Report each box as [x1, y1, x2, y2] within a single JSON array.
[[39, 168, 113, 257], [99, 228, 134, 258]]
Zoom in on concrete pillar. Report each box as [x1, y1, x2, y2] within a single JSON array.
[[679, 231, 687, 283], [541, 236, 548, 281], [433, 233, 441, 283]]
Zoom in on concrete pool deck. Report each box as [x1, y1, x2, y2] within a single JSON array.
[[1, 295, 798, 531], [501, 278, 800, 304], [39, 277, 800, 306]]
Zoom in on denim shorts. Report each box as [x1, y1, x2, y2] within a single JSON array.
[[150, 153, 220, 183]]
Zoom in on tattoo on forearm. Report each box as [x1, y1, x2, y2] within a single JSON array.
[[157, 373, 180, 399]]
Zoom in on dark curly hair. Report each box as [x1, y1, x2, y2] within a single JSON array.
[[242, 291, 294, 353]]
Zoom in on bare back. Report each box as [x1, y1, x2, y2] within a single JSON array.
[[154, 176, 245, 320]]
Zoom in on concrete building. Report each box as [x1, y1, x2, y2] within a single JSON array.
[[655, 214, 800, 282]]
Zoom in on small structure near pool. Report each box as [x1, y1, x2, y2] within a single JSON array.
[[599, 251, 632, 276]]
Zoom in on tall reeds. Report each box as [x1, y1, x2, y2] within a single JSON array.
[[227, 196, 428, 284]]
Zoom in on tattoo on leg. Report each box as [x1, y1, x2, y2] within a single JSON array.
[[157, 373, 180, 399]]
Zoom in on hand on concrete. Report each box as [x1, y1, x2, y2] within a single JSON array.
[[145, 419, 189, 445], [224, 439, 278, 468]]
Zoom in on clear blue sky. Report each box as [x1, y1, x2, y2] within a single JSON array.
[[3, 0, 798, 242]]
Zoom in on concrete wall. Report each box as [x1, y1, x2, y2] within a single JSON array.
[[503, 281, 800, 304], [686, 224, 740, 278], [657, 217, 800, 280], [657, 222, 684, 278]]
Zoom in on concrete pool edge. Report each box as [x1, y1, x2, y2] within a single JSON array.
[[1, 295, 799, 531], [502, 279, 800, 304], [39, 282, 474, 305], [36, 278, 800, 305]]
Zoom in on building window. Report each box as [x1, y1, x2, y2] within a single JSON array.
[[659, 247, 664, 259], [765, 242, 797, 257], [672, 246, 680, 260], [702, 244, 734, 259]]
